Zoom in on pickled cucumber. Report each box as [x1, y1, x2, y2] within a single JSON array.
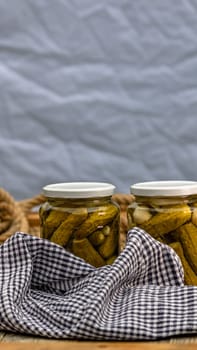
[[89, 229, 106, 246], [176, 222, 197, 275], [50, 208, 88, 246], [43, 209, 70, 239], [74, 205, 118, 239], [170, 241, 197, 285], [98, 216, 119, 259], [72, 238, 105, 267], [141, 204, 191, 239]]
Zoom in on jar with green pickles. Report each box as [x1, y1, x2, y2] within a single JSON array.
[[127, 181, 197, 285], [39, 182, 120, 267]]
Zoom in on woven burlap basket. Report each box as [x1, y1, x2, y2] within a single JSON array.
[[0, 188, 134, 250]]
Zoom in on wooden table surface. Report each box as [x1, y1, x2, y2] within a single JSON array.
[[0, 331, 197, 350]]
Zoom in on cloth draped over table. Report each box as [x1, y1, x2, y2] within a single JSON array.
[[0, 227, 196, 340]]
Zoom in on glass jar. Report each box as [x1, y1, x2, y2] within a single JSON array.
[[39, 182, 120, 267], [127, 181, 197, 285]]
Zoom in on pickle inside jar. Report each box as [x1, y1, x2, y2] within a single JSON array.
[[40, 204, 120, 267]]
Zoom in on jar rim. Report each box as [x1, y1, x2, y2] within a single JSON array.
[[130, 180, 197, 196], [42, 182, 115, 198]]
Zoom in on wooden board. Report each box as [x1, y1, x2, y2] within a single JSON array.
[[0, 332, 197, 350], [0, 341, 197, 350]]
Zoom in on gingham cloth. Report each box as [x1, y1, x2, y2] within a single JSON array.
[[0, 227, 196, 340]]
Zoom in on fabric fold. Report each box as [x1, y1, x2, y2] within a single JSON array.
[[0, 227, 196, 340]]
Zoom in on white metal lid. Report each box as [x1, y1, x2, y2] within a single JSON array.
[[43, 182, 116, 198], [130, 180, 197, 196]]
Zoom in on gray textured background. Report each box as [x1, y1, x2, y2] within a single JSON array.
[[1, 0, 197, 200]]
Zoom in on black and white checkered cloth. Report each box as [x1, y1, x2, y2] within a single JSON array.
[[0, 227, 196, 340]]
